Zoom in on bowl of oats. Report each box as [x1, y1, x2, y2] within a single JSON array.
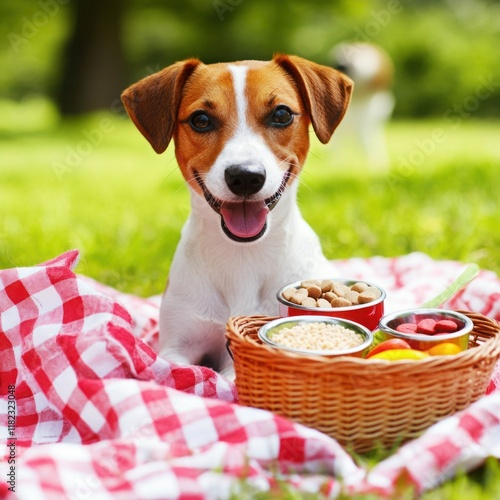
[[258, 315, 373, 358]]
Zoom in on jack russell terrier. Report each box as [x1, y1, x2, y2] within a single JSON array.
[[121, 54, 353, 378]]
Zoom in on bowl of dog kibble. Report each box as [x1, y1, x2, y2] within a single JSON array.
[[378, 308, 474, 352], [258, 315, 373, 357], [277, 279, 386, 331]]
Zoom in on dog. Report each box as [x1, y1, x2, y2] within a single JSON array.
[[121, 54, 353, 378], [329, 43, 394, 169]]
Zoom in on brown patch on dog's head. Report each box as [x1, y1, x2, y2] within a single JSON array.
[[121, 59, 201, 154], [273, 54, 353, 144]]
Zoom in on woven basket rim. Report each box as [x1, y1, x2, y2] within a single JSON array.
[[226, 310, 500, 373]]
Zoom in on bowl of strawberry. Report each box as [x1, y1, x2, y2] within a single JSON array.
[[377, 308, 474, 352]]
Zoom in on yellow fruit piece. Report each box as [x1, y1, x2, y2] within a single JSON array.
[[428, 343, 462, 356], [369, 349, 430, 361]]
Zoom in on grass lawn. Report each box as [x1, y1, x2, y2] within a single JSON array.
[[1, 100, 499, 498]]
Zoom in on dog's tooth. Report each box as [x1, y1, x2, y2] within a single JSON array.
[[267, 198, 279, 210]]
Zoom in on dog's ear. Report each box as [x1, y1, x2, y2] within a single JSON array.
[[273, 54, 353, 144], [121, 59, 201, 154]]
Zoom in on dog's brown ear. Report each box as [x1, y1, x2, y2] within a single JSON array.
[[273, 54, 353, 144], [121, 59, 201, 154]]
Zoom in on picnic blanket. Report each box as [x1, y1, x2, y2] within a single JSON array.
[[1, 250, 500, 499]]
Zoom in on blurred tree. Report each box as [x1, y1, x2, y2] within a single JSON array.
[[0, 0, 498, 118], [56, 0, 127, 115], [122, 0, 355, 74]]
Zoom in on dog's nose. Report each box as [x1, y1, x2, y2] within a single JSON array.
[[225, 164, 266, 196]]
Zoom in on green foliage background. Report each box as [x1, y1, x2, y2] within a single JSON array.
[[1, 0, 500, 117]]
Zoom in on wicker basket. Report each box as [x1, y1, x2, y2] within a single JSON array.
[[226, 311, 500, 453]]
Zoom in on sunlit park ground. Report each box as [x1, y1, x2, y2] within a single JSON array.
[[1, 98, 500, 296], [1, 98, 500, 497]]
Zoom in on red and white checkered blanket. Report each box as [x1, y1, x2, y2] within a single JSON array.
[[1, 250, 500, 499]]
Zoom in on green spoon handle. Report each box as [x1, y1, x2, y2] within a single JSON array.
[[421, 263, 480, 308], [370, 263, 480, 349]]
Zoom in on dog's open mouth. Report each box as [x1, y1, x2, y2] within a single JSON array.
[[193, 168, 292, 242]]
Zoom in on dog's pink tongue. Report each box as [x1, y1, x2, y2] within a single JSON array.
[[220, 201, 269, 239]]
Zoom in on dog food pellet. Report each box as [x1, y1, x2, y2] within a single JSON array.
[[301, 280, 321, 288], [396, 318, 460, 335], [270, 322, 364, 351], [332, 283, 351, 297], [306, 285, 322, 299], [282, 280, 382, 308], [321, 280, 334, 293], [344, 290, 360, 305], [358, 291, 378, 304], [331, 297, 352, 307], [351, 282, 369, 293], [290, 291, 307, 305], [316, 298, 332, 308], [301, 297, 317, 308], [282, 288, 297, 301]]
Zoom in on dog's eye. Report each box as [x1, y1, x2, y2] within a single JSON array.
[[270, 106, 294, 127], [189, 112, 213, 132]]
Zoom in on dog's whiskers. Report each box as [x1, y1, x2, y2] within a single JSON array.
[[170, 176, 197, 197], [159, 155, 183, 186], [193, 170, 223, 214], [278, 158, 312, 192], [264, 165, 293, 210], [291, 170, 313, 192]]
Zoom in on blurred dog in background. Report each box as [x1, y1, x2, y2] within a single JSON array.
[[329, 42, 395, 170]]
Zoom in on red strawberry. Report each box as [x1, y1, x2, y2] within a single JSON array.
[[396, 323, 418, 334], [416, 318, 437, 334], [434, 319, 459, 333]]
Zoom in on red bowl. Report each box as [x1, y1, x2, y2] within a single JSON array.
[[276, 279, 386, 331]]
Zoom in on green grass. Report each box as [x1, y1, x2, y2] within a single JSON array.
[[1, 105, 499, 297], [1, 101, 499, 498]]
